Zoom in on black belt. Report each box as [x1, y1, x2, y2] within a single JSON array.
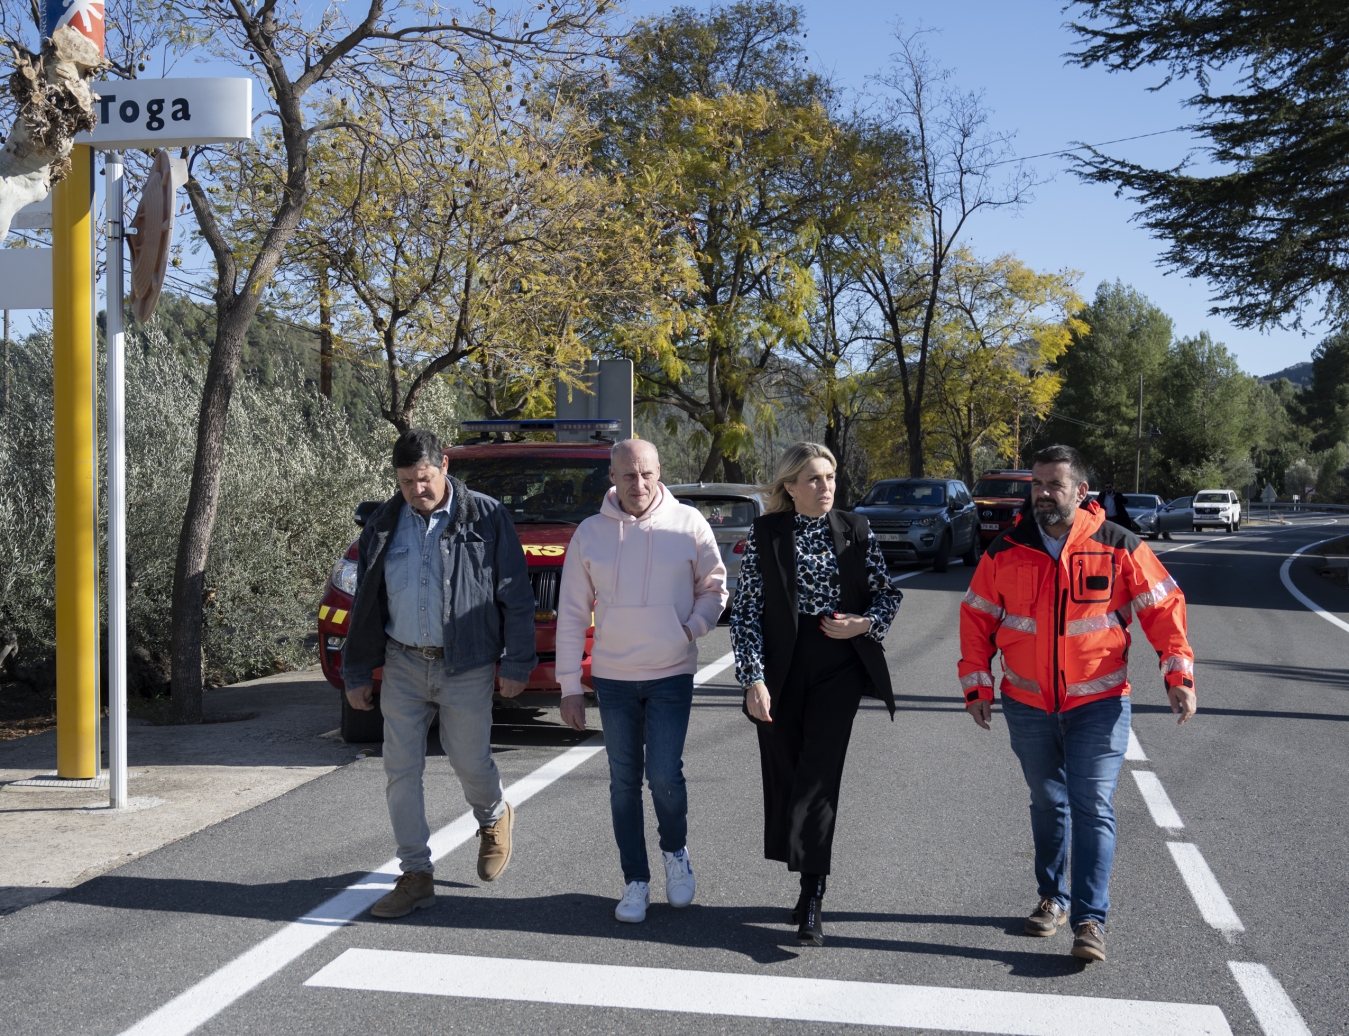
[[390, 638, 444, 660]]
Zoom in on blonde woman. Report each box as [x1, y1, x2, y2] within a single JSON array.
[[730, 442, 900, 946]]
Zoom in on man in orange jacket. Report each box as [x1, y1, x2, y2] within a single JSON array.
[[959, 444, 1196, 963]]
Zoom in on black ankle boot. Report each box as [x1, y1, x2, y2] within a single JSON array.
[[791, 873, 827, 925], [796, 893, 824, 946]]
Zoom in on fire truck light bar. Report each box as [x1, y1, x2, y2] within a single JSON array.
[[460, 419, 621, 433]]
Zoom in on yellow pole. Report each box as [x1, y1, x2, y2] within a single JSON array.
[[53, 145, 99, 779]]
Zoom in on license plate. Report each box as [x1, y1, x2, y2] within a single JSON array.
[[874, 533, 903, 542], [980, 523, 1000, 531]]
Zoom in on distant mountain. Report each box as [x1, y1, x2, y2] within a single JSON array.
[[1260, 361, 1313, 387]]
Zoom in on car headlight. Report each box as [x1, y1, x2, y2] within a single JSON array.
[[918, 516, 938, 526], [330, 557, 358, 596]]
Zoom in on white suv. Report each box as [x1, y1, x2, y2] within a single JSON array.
[[1192, 489, 1242, 533]]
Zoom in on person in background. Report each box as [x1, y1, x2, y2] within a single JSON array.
[[343, 429, 537, 918], [958, 444, 1195, 963], [1099, 481, 1136, 531], [555, 439, 728, 924], [731, 442, 901, 947]]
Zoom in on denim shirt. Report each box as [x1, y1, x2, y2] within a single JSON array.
[[384, 489, 454, 647]]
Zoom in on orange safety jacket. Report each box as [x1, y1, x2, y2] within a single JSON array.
[[958, 502, 1194, 712]]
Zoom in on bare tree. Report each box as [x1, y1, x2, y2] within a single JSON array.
[[158, 0, 610, 721], [852, 30, 1034, 477]]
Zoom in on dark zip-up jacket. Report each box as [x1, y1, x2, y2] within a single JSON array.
[[341, 477, 538, 689]]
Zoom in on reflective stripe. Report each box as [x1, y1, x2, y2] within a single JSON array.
[[1161, 655, 1194, 675], [1001, 614, 1037, 634], [1065, 612, 1123, 637], [961, 671, 994, 691], [962, 589, 1005, 620], [1066, 664, 1128, 698], [1132, 575, 1179, 613], [1001, 662, 1041, 694]]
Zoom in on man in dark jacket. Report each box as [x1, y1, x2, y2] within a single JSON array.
[[1099, 482, 1136, 532], [343, 429, 537, 919]]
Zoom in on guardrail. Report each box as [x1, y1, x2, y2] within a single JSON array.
[[1242, 501, 1349, 520]]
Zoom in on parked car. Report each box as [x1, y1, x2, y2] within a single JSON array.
[[971, 469, 1032, 546], [1192, 489, 1242, 532], [318, 420, 617, 742], [1118, 493, 1163, 534], [665, 482, 768, 615], [853, 478, 979, 572], [1139, 495, 1193, 541]]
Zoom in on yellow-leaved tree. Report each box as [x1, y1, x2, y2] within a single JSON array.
[[924, 252, 1084, 483]]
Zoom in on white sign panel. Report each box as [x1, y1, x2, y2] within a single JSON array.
[[76, 78, 252, 150], [11, 195, 51, 230], [0, 248, 53, 308]]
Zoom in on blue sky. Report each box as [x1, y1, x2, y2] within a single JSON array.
[[629, 0, 1320, 376]]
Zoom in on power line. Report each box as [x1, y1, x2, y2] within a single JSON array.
[[987, 126, 1189, 169]]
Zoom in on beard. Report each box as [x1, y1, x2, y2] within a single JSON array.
[[1034, 501, 1072, 528]]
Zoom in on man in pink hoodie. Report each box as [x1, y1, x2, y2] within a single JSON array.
[[556, 439, 728, 923]]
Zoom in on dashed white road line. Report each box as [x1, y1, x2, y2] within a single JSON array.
[[1166, 842, 1245, 937], [1227, 963, 1315, 1036], [692, 651, 736, 686], [1131, 770, 1184, 829], [115, 736, 606, 1036], [306, 948, 1236, 1036], [1125, 728, 1148, 760]]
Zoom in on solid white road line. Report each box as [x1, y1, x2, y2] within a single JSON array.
[[692, 651, 736, 686], [305, 948, 1235, 1036], [1125, 728, 1148, 761], [1131, 770, 1184, 829], [115, 736, 605, 1036], [1167, 842, 1245, 936], [1279, 530, 1349, 635], [1227, 963, 1314, 1036]]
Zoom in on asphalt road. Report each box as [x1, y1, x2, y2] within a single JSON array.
[[2, 518, 1345, 1036]]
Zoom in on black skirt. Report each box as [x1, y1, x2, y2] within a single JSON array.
[[753, 615, 867, 874]]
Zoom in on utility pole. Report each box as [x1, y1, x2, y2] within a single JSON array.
[[1134, 374, 1143, 493]]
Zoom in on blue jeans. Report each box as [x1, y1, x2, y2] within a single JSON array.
[[380, 644, 504, 874], [593, 674, 694, 884], [1002, 694, 1131, 928]]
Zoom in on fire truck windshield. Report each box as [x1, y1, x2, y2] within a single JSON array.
[[447, 457, 612, 524]]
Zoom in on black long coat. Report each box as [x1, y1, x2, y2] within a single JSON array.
[[752, 508, 895, 717]]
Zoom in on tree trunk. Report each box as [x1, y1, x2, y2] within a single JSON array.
[[318, 265, 333, 399], [167, 298, 262, 722], [722, 454, 746, 482], [824, 407, 851, 507]]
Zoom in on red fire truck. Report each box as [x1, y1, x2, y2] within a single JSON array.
[[317, 419, 618, 741]]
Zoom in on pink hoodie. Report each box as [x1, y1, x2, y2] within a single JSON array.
[[556, 484, 728, 696]]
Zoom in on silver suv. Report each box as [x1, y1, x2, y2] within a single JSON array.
[[853, 478, 980, 572]]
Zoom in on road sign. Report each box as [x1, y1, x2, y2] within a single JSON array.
[[45, 0, 104, 52], [126, 150, 174, 321], [0, 248, 53, 308], [76, 78, 252, 150]]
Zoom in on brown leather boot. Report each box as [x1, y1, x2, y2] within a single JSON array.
[[1025, 897, 1069, 937], [477, 801, 514, 881], [370, 871, 435, 919], [1071, 920, 1107, 962]]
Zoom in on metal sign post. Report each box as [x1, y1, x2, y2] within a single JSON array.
[[105, 151, 127, 809]]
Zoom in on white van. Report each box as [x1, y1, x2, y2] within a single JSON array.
[[1192, 489, 1242, 533]]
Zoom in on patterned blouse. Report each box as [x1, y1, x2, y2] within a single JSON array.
[[730, 511, 901, 687]]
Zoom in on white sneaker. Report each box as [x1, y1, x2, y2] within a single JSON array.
[[663, 847, 696, 908], [615, 880, 649, 923]]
